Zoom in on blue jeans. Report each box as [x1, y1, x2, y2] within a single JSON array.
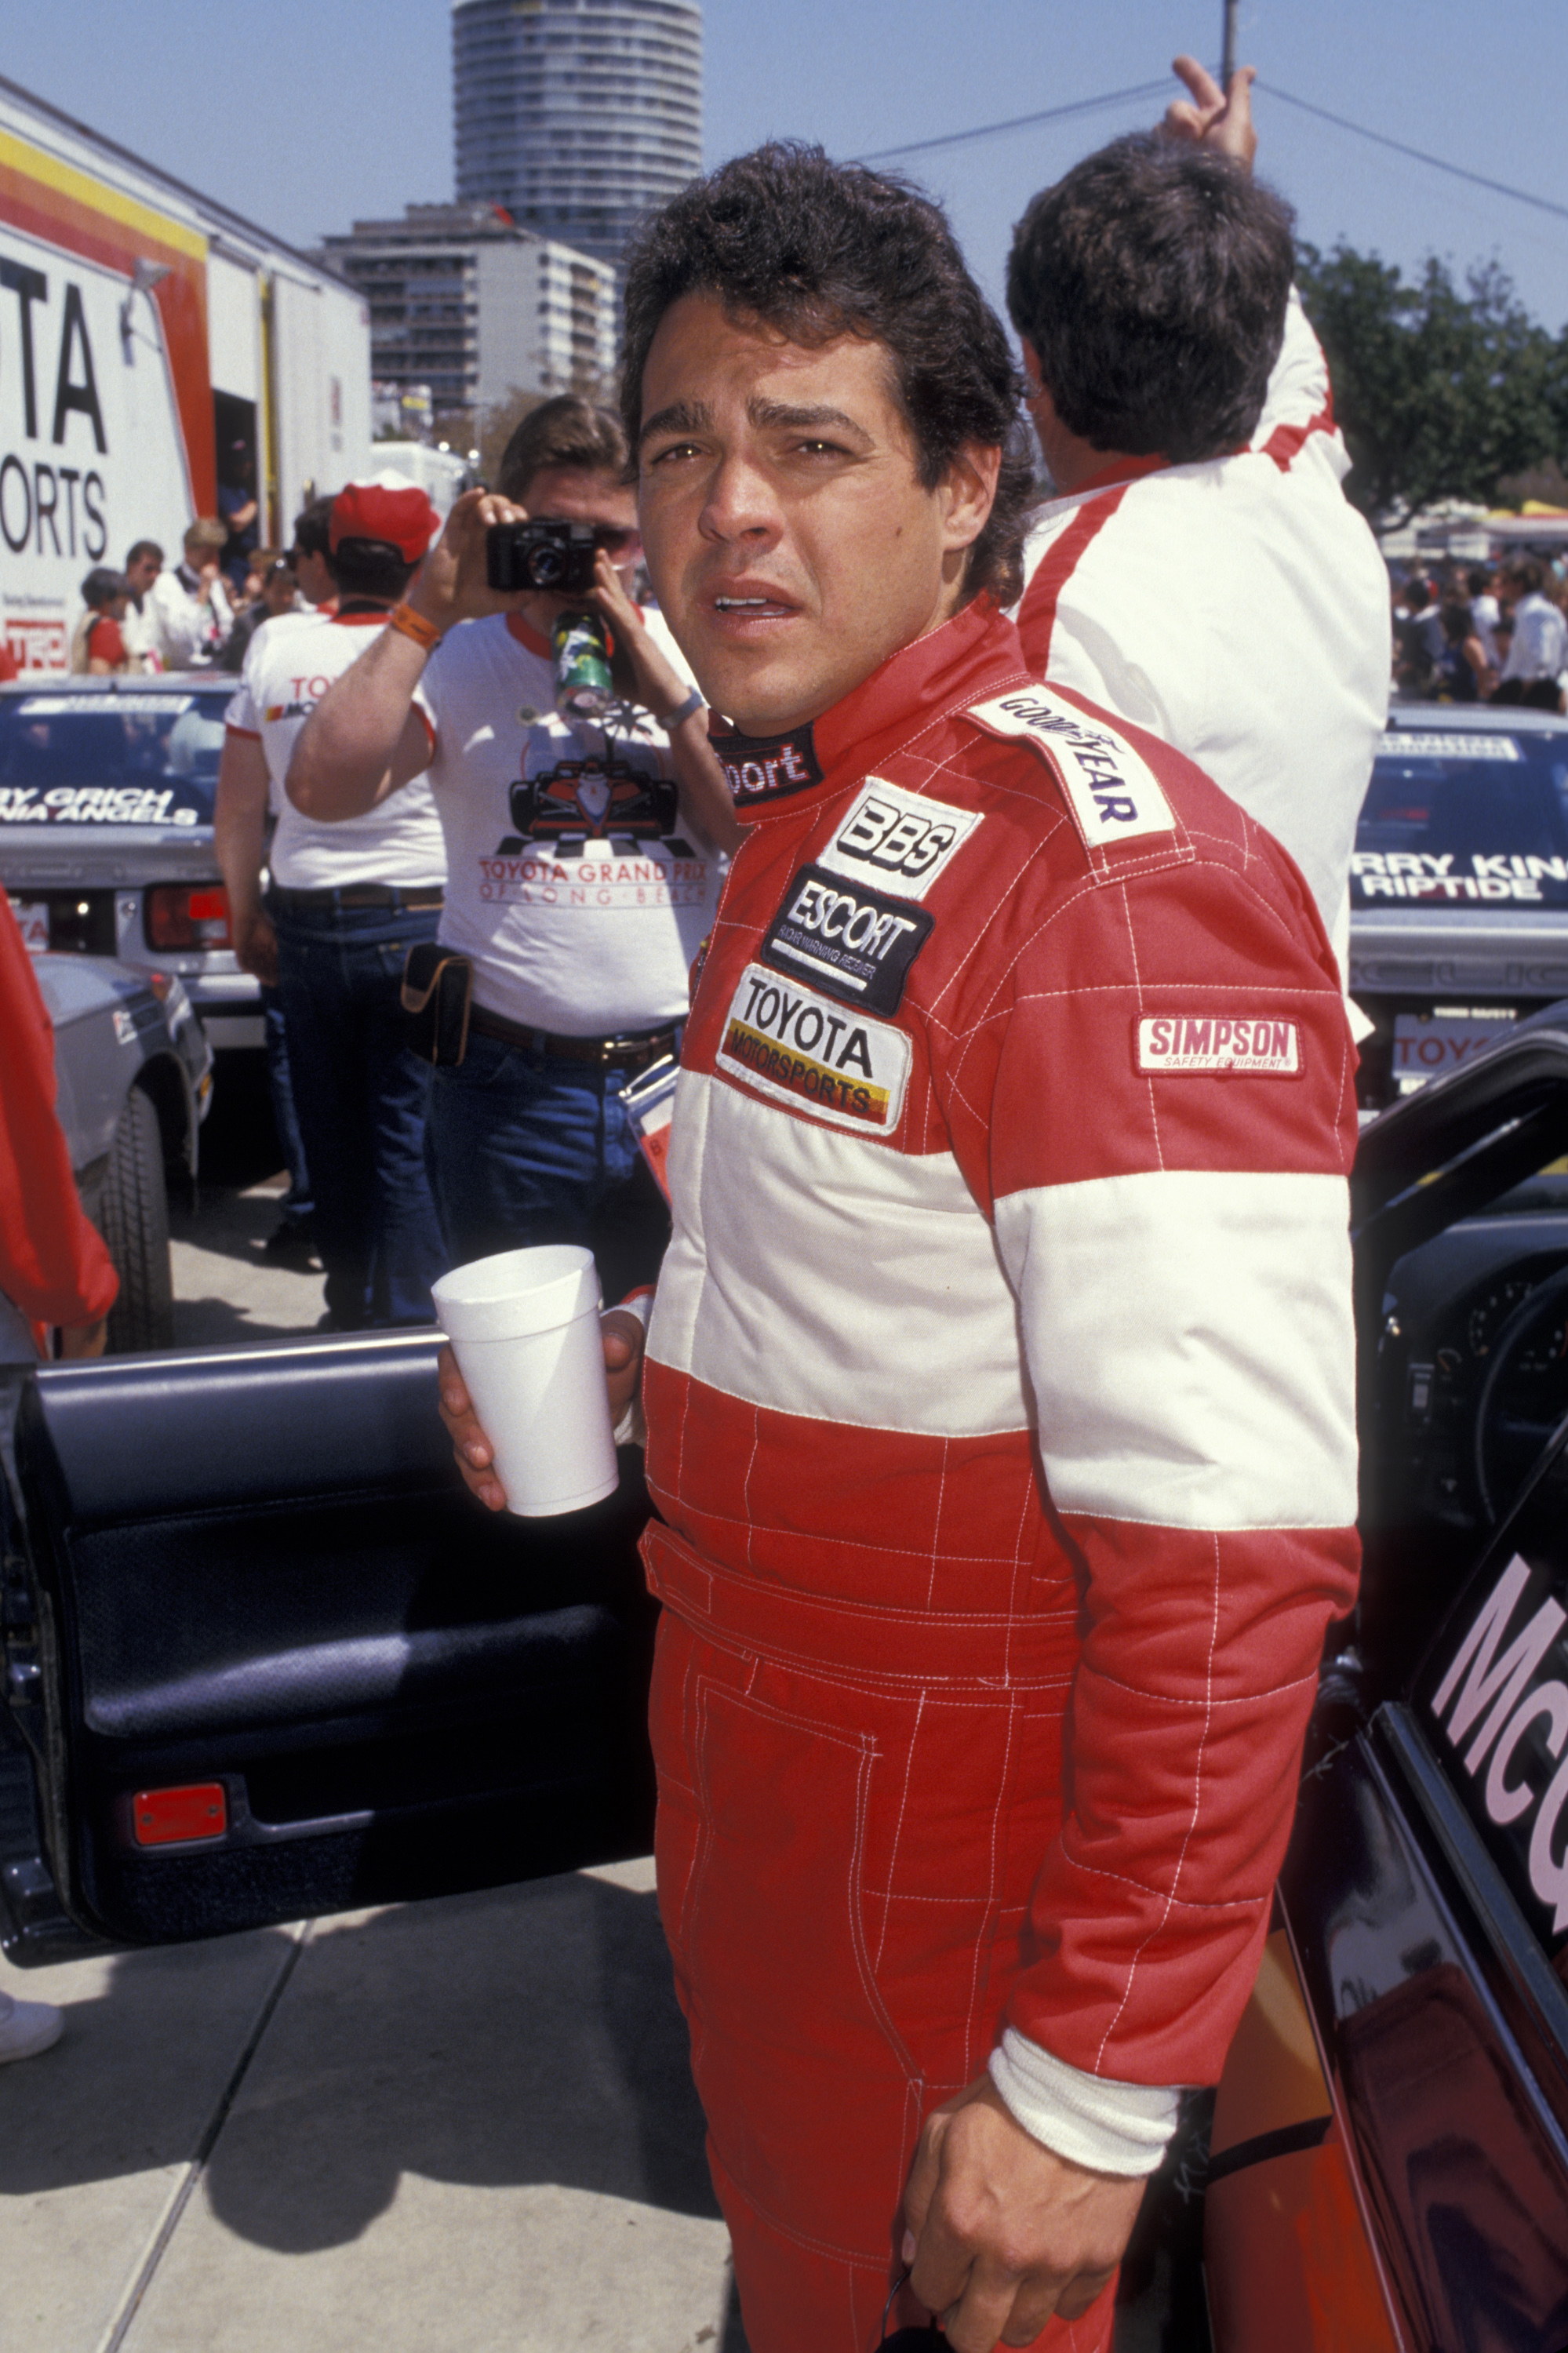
[[425, 1028, 672, 1305], [260, 985, 314, 1227], [271, 900, 446, 1328]]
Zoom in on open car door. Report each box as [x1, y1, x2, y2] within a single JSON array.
[[1202, 1006, 1568, 2349], [1, 1328, 657, 1962]]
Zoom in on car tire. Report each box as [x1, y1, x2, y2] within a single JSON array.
[[100, 1086, 174, 1352]]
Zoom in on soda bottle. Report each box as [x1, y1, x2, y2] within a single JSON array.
[[552, 609, 615, 719]]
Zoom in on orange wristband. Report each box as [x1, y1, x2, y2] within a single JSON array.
[[388, 602, 443, 653]]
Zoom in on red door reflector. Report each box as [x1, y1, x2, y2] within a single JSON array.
[[132, 1783, 227, 1846]]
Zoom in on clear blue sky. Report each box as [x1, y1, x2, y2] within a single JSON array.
[[5, 2, 1566, 332]]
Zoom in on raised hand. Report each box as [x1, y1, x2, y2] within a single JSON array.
[[1161, 54, 1257, 171]]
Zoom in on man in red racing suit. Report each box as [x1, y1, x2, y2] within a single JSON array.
[[442, 144, 1359, 2353], [640, 606, 1359, 2353]]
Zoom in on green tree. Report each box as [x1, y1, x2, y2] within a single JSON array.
[[1295, 242, 1565, 524]]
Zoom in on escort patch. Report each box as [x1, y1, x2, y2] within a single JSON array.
[[713, 726, 823, 806], [761, 865, 933, 1013], [1137, 1016, 1301, 1075], [816, 778, 981, 901], [967, 687, 1177, 850], [717, 962, 912, 1134]]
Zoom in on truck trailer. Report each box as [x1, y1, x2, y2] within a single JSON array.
[[1, 73, 371, 671]]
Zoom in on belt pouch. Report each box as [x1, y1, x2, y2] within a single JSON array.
[[401, 942, 473, 1065]]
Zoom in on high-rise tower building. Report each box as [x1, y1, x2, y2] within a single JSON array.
[[452, 0, 703, 275], [320, 204, 617, 416]]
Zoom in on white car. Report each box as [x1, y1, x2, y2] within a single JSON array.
[[0, 674, 261, 1058], [1351, 704, 1568, 1109]]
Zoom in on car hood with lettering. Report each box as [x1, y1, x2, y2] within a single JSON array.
[[1415, 1464, 1568, 1962]]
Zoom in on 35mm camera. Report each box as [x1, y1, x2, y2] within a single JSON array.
[[486, 518, 603, 596]]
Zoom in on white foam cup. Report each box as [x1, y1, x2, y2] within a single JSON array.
[[431, 1244, 619, 1516]]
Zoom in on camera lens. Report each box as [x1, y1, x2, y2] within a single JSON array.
[[529, 544, 563, 586]]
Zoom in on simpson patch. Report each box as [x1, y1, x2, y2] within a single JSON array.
[[1137, 1015, 1301, 1075], [761, 865, 933, 1013], [967, 688, 1177, 850], [816, 778, 982, 901], [717, 963, 912, 1134]]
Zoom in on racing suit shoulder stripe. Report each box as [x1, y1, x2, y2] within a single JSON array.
[[1258, 397, 1337, 475], [1016, 482, 1137, 673], [993, 1167, 1355, 1530]]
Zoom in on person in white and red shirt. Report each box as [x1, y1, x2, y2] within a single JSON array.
[[436, 144, 1359, 2353], [146, 518, 234, 669], [1008, 61, 1390, 1004], [288, 398, 738, 1304], [220, 475, 448, 1328]]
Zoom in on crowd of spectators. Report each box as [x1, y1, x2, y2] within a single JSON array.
[[28, 521, 313, 682], [1392, 552, 1568, 709]]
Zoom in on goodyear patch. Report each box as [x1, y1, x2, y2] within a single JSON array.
[[717, 962, 911, 1134], [968, 687, 1176, 850], [816, 778, 981, 902], [761, 865, 933, 1013], [1137, 1015, 1301, 1075]]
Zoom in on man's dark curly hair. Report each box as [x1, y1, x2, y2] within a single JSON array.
[[620, 143, 1035, 607], [1007, 137, 1296, 464]]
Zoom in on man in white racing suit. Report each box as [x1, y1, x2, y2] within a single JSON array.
[[1009, 62, 1390, 1000]]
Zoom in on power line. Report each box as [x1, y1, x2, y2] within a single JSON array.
[[856, 73, 1568, 238], [1257, 82, 1568, 227], [859, 82, 1170, 165]]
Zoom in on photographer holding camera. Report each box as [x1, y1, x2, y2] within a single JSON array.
[[289, 398, 738, 1301]]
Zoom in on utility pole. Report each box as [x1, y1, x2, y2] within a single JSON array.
[[1221, 0, 1238, 85]]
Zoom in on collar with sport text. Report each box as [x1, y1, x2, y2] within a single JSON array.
[[715, 598, 1032, 825], [708, 719, 824, 809]]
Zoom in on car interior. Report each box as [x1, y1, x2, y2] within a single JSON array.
[[2, 1329, 657, 1958]]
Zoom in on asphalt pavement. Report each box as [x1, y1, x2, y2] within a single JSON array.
[[0, 1863, 740, 2353]]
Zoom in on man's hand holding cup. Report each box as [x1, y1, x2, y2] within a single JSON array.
[[437, 1304, 646, 1514]]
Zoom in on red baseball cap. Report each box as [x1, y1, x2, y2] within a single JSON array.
[[329, 471, 439, 562]]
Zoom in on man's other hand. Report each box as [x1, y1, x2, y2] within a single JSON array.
[[233, 909, 279, 987], [437, 1307, 647, 1511], [900, 2077, 1145, 2351], [1162, 56, 1257, 170]]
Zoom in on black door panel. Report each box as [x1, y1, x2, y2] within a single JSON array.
[[11, 1329, 657, 1950]]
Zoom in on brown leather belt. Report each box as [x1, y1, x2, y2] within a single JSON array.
[[468, 1006, 679, 1071], [271, 884, 445, 915]]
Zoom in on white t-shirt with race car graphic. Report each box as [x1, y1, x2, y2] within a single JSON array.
[[415, 611, 714, 1036], [225, 609, 448, 892]]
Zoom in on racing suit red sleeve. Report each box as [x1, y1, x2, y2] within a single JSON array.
[[0, 896, 119, 1331], [934, 797, 1360, 2113]]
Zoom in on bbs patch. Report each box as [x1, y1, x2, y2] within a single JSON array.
[[761, 865, 933, 1013], [817, 777, 981, 900]]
